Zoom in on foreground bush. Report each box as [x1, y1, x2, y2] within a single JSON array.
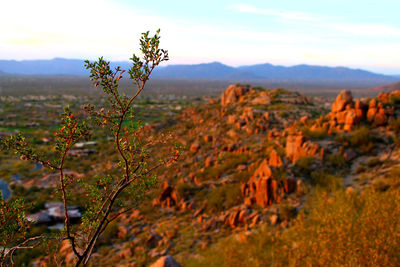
[[0, 30, 172, 266], [186, 186, 400, 267]]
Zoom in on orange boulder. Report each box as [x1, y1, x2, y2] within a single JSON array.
[[221, 84, 250, 106]]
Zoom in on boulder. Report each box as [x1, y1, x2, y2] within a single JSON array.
[[157, 182, 178, 208], [227, 115, 237, 124], [227, 129, 239, 139], [150, 255, 181, 267], [299, 115, 309, 125], [344, 110, 358, 131], [373, 106, 388, 126], [270, 214, 279, 225], [118, 226, 128, 239], [221, 84, 250, 106], [221, 207, 252, 228], [251, 95, 271, 105], [236, 164, 247, 172], [367, 100, 389, 127], [203, 135, 213, 142], [118, 248, 132, 259], [241, 107, 255, 124], [205, 156, 214, 168], [190, 143, 200, 153], [367, 99, 378, 123], [331, 90, 353, 113], [354, 100, 366, 119]]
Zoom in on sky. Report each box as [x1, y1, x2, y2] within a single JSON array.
[[1, 0, 400, 74]]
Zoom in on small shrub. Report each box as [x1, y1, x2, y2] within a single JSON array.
[[176, 183, 198, 200], [13, 248, 42, 267], [280, 111, 289, 118], [335, 133, 350, 146], [351, 127, 371, 146], [302, 126, 329, 140], [98, 221, 119, 244], [388, 167, 400, 178], [207, 184, 242, 212], [251, 86, 264, 92], [356, 165, 366, 174], [350, 126, 374, 153], [198, 153, 249, 181], [373, 179, 390, 192], [295, 156, 316, 176], [279, 204, 297, 221], [232, 170, 251, 183], [389, 118, 400, 147], [390, 117, 400, 132], [327, 153, 347, 169], [366, 157, 381, 168], [310, 171, 342, 191], [390, 95, 400, 105], [335, 127, 375, 154], [272, 168, 288, 183]]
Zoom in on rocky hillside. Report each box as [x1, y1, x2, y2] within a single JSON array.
[[55, 84, 400, 266], [372, 81, 400, 92]]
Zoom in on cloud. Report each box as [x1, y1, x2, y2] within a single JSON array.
[[333, 23, 400, 37], [230, 3, 320, 22], [0, 0, 170, 60], [230, 3, 400, 38]]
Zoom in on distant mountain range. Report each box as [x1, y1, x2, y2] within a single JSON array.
[[0, 58, 398, 85]]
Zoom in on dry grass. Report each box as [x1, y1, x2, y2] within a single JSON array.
[[185, 186, 400, 267]]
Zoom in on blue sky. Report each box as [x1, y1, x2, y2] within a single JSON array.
[[1, 0, 400, 74]]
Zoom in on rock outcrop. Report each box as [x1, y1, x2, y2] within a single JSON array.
[[241, 160, 296, 208], [366, 99, 390, 127], [221, 84, 250, 106], [329, 90, 366, 131], [285, 134, 324, 164], [268, 149, 282, 167], [328, 90, 395, 131], [154, 182, 178, 208], [251, 91, 271, 105]]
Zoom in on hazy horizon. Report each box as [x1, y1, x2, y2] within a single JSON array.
[[1, 57, 399, 77]]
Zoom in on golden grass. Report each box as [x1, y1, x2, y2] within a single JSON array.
[[185, 186, 400, 267]]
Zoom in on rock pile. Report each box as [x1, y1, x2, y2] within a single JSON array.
[[366, 99, 393, 127], [226, 107, 269, 133], [329, 90, 395, 131], [377, 90, 400, 103], [220, 206, 261, 228]]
